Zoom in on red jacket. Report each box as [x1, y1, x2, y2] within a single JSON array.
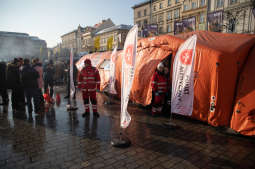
[[78, 66, 100, 92], [151, 71, 168, 93]]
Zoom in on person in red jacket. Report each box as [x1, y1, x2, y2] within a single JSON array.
[[151, 62, 168, 116], [78, 59, 100, 117]]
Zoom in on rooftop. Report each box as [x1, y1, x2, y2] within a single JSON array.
[[132, 0, 151, 9], [0, 31, 29, 38], [95, 24, 132, 35], [61, 25, 86, 37], [0, 31, 45, 42]]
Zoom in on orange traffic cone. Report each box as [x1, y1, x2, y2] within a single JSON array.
[[43, 93, 51, 103], [56, 93, 61, 107]]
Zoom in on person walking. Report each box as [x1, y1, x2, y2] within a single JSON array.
[[32, 58, 45, 113], [7, 58, 25, 112], [20, 59, 39, 115], [151, 62, 168, 116], [78, 59, 100, 117], [43, 60, 55, 103]]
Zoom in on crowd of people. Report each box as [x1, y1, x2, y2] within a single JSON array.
[[0, 57, 102, 119], [0, 58, 56, 116], [0, 56, 170, 119]]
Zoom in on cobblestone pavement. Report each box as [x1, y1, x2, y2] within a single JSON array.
[[0, 87, 255, 169]]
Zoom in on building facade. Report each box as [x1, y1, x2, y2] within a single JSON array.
[[61, 25, 86, 56], [132, 0, 255, 36], [61, 25, 86, 55], [132, 1, 151, 36], [209, 0, 255, 33], [0, 31, 47, 62], [81, 19, 115, 53], [93, 25, 132, 52], [82, 27, 96, 53]]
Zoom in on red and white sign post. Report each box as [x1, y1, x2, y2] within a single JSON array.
[[111, 25, 138, 148]]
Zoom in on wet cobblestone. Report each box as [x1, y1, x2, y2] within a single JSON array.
[[0, 87, 255, 169]]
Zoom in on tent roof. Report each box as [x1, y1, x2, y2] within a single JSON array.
[[175, 31, 255, 54]]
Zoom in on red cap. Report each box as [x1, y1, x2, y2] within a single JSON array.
[[84, 59, 91, 65]]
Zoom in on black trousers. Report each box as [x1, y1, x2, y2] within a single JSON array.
[[44, 80, 54, 98], [11, 87, 25, 110], [0, 88, 8, 105]]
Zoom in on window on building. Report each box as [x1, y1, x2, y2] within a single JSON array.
[[159, 15, 163, 22], [138, 11, 141, 18], [136, 21, 141, 27], [154, 5, 156, 11], [200, 0, 205, 6], [216, 0, 224, 8], [167, 11, 172, 20], [144, 9, 147, 16], [174, 9, 179, 18], [159, 3, 163, 9], [152, 16, 157, 23], [184, 4, 189, 11], [168, 0, 171, 6], [144, 19, 148, 25], [200, 13, 205, 23], [228, 18, 236, 32], [159, 27, 163, 33], [175, 0, 179, 4], [138, 31, 141, 37], [229, 0, 237, 5], [192, 2, 197, 9], [167, 25, 171, 33]]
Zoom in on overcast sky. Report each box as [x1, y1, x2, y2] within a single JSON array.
[[0, 0, 145, 47]]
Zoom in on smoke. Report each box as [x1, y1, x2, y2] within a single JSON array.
[[0, 32, 47, 62]]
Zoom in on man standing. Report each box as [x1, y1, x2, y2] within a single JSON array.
[[0, 61, 9, 112], [32, 58, 45, 113], [151, 62, 168, 116], [78, 59, 100, 117], [43, 60, 55, 102], [7, 58, 25, 112], [20, 59, 39, 114]]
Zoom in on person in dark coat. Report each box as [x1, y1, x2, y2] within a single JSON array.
[[32, 58, 45, 113], [20, 59, 39, 114], [7, 58, 25, 112], [0, 61, 9, 110], [43, 60, 55, 100]]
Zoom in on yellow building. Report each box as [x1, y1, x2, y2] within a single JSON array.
[[81, 19, 115, 53], [93, 25, 132, 52], [82, 27, 96, 53]]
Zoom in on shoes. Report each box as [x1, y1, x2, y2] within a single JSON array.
[[67, 106, 78, 111], [94, 112, 100, 117], [82, 112, 89, 117], [49, 99, 55, 104]]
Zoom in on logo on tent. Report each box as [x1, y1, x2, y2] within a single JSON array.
[[125, 45, 134, 65], [180, 49, 193, 65]]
